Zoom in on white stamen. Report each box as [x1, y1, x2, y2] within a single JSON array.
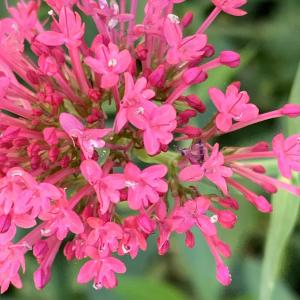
[[108, 58, 117, 67], [99, 0, 108, 9], [122, 244, 130, 254], [136, 107, 144, 115], [48, 10, 54, 16], [41, 228, 51, 235], [108, 18, 118, 29], [93, 282, 103, 290], [167, 14, 180, 24], [210, 215, 218, 223], [10, 170, 23, 177], [125, 181, 137, 188], [11, 23, 19, 31]]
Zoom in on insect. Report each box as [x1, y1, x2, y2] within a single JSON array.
[[179, 140, 206, 165]]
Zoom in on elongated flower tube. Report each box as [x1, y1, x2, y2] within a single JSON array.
[[1, 0, 300, 293]]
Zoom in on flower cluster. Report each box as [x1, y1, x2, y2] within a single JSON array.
[[0, 0, 300, 293]]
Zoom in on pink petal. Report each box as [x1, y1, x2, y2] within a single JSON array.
[[101, 73, 119, 89], [59, 113, 84, 137], [179, 165, 204, 182], [36, 31, 65, 46], [77, 260, 98, 284], [143, 129, 160, 155], [80, 160, 103, 184]]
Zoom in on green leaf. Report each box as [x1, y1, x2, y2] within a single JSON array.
[[259, 62, 300, 300], [114, 277, 188, 300]]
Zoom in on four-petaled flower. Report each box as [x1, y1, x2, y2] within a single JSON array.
[[212, 0, 247, 16]]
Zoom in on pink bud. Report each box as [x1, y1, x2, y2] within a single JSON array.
[[251, 165, 266, 173], [203, 44, 215, 58], [0, 214, 11, 234], [251, 141, 269, 152], [181, 12, 194, 28], [184, 94, 206, 113], [49, 146, 59, 162], [220, 51, 240, 68], [178, 109, 197, 125], [281, 104, 300, 118], [64, 241, 75, 261], [88, 88, 101, 102], [215, 240, 231, 258], [216, 264, 232, 286], [43, 127, 58, 146], [158, 239, 170, 256], [253, 196, 272, 213], [217, 210, 237, 229], [38, 55, 59, 76], [262, 182, 278, 194], [185, 231, 195, 248], [218, 197, 239, 210], [137, 214, 156, 234], [182, 68, 207, 85], [136, 44, 148, 61], [60, 155, 71, 168], [34, 267, 52, 290], [176, 126, 202, 137], [33, 240, 49, 263], [148, 65, 166, 87]]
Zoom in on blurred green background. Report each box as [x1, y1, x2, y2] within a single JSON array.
[[1, 0, 300, 299]]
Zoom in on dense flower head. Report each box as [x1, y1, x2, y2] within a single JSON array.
[[0, 0, 300, 293]]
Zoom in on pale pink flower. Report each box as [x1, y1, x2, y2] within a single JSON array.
[[59, 113, 111, 159], [80, 160, 125, 214], [179, 144, 233, 195], [85, 43, 131, 88], [123, 162, 168, 210], [209, 82, 259, 132], [272, 133, 300, 179]]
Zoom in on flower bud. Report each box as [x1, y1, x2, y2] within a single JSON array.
[[34, 267, 52, 290], [137, 214, 156, 234], [216, 264, 232, 286], [148, 65, 166, 87], [281, 104, 300, 118], [220, 51, 240, 68], [185, 230, 195, 248], [182, 68, 207, 85], [184, 94, 206, 113], [217, 210, 237, 229], [181, 12, 194, 28]]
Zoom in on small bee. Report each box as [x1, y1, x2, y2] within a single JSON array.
[[179, 140, 206, 165]]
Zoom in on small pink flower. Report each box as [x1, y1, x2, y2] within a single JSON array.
[[114, 72, 155, 132], [87, 218, 123, 255], [123, 162, 168, 210], [118, 216, 147, 259], [0, 242, 27, 294], [36, 7, 85, 48], [80, 160, 125, 214], [212, 0, 248, 16], [128, 102, 177, 155], [272, 133, 300, 179], [179, 144, 233, 195], [77, 246, 126, 290], [164, 14, 207, 65], [39, 190, 84, 240], [208, 82, 259, 132], [59, 113, 111, 159], [216, 263, 232, 286], [174, 197, 217, 236], [85, 43, 131, 89]]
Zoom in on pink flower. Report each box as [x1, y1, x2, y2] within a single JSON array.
[[87, 218, 123, 255], [36, 7, 85, 48], [80, 160, 125, 214], [114, 72, 155, 132], [164, 14, 207, 65], [128, 102, 177, 155], [212, 0, 248, 16], [272, 133, 300, 179], [59, 113, 111, 159], [173, 197, 217, 236], [118, 216, 147, 259], [0, 243, 27, 294], [179, 144, 233, 195], [39, 190, 84, 240], [85, 43, 131, 88], [123, 162, 168, 210], [209, 82, 259, 132], [77, 246, 126, 290]]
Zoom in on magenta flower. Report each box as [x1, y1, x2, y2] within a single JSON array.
[[212, 0, 248, 16], [123, 162, 168, 210], [128, 102, 177, 155], [59, 113, 111, 159], [209, 82, 259, 132], [272, 133, 300, 179], [1, 0, 300, 292], [80, 160, 125, 214], [77, 246, 126, 290], [114, 72, 155, 132], [36, 7, 85, 48], [163, 14, 207, 65], [85, 43, 131, 89], [179, 144, 233, 195]]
